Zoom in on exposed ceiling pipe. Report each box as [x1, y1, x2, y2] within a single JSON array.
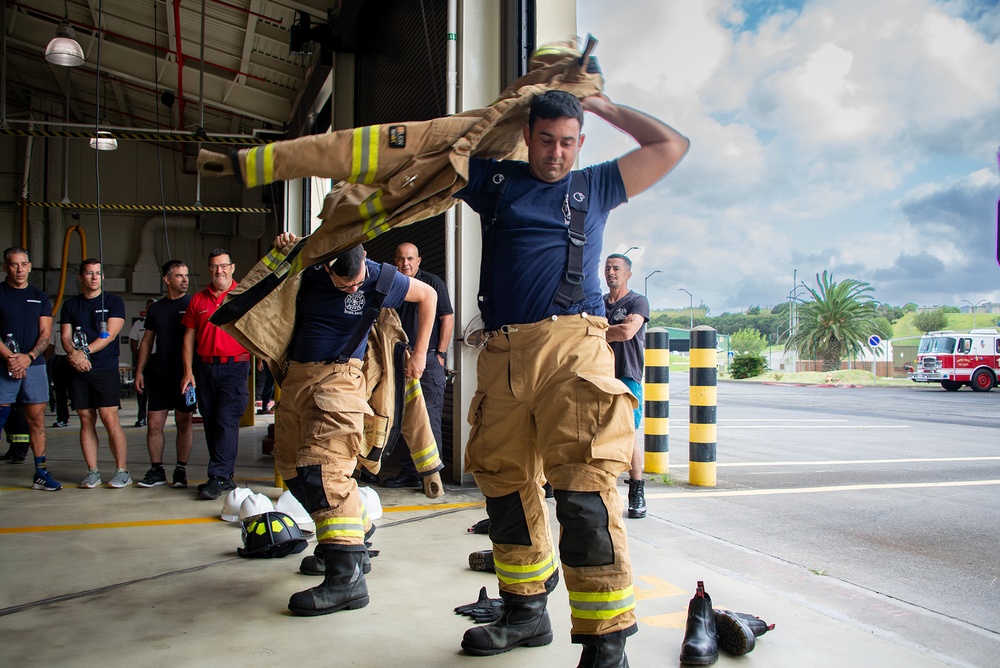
[[172, 0, 189, 129], [132, 215, 197, 293]]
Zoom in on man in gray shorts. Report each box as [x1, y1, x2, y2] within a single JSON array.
[[0, 247, 61, 491]]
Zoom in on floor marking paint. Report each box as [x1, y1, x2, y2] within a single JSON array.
[[645, 479, 1000, 500], [0, 502, 486, 534], [634, 575, 688, 601], [666, 456, 1000, 468]]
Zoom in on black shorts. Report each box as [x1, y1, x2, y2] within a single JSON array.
[[145, 366, 197, 414], [68, 368, 122, 410]]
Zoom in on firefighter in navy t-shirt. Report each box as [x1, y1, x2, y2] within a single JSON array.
[[453, 90, 688, 665], [603, 253, 651, 519], [269, 233, 437, 618], [0, 247, 61, 491], [60, 258, 130, 489]]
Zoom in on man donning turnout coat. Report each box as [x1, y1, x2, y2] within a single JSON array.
[[201, 39, 690, 667]]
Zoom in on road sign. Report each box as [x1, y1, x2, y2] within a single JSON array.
[[868, 335, 881, 347]]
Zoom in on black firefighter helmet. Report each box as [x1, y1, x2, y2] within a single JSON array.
[[238, 511, 309, 558]]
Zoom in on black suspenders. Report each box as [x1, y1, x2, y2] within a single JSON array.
[[479, 161, 590, 327]]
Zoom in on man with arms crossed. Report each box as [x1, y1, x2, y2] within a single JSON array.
[[604, 253, 650, 519], [135, 261, 195, 489], [0, 247, 61, 491]]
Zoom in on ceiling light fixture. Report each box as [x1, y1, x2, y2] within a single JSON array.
[[89, 129, 117, 150], [45, 2, 84, 67]]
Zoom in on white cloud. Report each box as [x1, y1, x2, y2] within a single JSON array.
[[579, 0, 1000, 312]]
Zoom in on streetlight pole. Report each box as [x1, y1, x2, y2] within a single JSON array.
[[962, 299, 988, 329], [679, 287, 693, 330], [623, 246, 639, 256], [644, 270, 661, 299]]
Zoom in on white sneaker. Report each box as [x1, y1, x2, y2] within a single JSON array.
[[108, 468, 133, 488]]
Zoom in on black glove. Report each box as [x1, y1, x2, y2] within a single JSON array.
[[454, 586, 502, 623], [467, 517, 491, 534]]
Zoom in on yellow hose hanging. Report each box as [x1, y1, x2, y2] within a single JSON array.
[[52, 225, 88, 316]]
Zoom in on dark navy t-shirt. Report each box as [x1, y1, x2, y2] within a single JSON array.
[[291, 259, 410, 363], [456, 158, 627, 330], [604, 290, 650, 381], [144, 294, 191, 375], [60, 292, 126, 372], [397, 269, 453, 350], [0, 282, 52, 367]]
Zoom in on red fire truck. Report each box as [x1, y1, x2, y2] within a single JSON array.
[[908, 329, 1000, 391]]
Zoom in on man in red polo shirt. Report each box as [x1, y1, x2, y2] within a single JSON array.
[[181, 249, 251, 500]]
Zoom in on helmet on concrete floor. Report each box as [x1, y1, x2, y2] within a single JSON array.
[[238, 492, 274, 521], [275, 490, 314, 533], [237, 511, 309, 558], [221, 487, 254, 522]]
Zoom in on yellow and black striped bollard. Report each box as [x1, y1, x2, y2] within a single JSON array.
[[643, 329, 670, 474], [688, 326, 717, 487]]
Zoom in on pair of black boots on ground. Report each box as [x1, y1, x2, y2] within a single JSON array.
[[680, 580, 775, 665]]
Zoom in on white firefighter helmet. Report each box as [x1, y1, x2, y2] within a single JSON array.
[[238, 492, 275, 521], [357, 485, 383, 521], [275, 489, 314, 533], [220, 487, 253, 522]]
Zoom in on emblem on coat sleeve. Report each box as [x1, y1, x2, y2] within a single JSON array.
[[344, 291, 365, 315], [389, 126, 406, 148]]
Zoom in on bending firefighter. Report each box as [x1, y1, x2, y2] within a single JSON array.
[[267, 233, 436, 616]]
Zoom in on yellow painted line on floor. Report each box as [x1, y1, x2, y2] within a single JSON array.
[[0, 517, 220, 534], [663, 456, 1000, 468], [646, 479, 1000, 500], [384, 501, 485, 513]]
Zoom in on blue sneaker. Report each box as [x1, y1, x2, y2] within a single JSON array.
[[32, 469, 63, 491]]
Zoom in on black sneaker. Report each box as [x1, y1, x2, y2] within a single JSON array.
[[134, 419, 147, 428], [627, 478, 647, 519], [137, 466, 167, 488], [51, 420, 69, 428], [172, 467, 188, 489], [197, 475, 236, 500], [382, 471, 421, 489]]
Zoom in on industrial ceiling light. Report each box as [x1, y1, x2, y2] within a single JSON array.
[[89, 128, 117, 150], [45, 20, 85, 66], [46, 1, 85, 67]]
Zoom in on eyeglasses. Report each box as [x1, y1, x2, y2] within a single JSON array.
[[82, 271, 103, 277], [327, 265, 368, 292], [209, 263, 233, 271]]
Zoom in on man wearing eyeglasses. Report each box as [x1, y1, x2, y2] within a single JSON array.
[[180, 249, 251, 500], [269, 232, 436, 618], [60, 258, 129, 489]]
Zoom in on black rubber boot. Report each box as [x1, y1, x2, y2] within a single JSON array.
[[679, 581, 718, 665], [576, 634, 629, 668], [714, 609, 774, 655], [288, 547, 369, 616], [627, 479, 646, 519], [714, 610, 755, 656], [461, 592, 553, 656], [300, 545, 371, 576]]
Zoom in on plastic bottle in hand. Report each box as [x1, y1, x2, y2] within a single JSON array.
[[184, 383, 197, 407], [4, 333, 18, 377], [72, 327, 90, 360]]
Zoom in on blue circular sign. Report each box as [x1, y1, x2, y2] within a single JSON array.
[[868, 335, 881, 347]]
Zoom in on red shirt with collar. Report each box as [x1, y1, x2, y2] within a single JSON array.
[[181, 280, 248, 358]]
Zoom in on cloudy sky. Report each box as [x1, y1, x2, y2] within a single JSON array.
[[577, 0, 1000, 314]]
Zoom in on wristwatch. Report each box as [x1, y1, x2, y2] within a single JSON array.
[[436, 350, 446, 363], [27, 352, 35, 362]]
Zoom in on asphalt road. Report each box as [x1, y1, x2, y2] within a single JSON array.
[[644, 374, 1000, 664]]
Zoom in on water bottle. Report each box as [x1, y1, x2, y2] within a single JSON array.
[[184, 383, 197, 407], [72, 326, 90, 361], [4, 333, 18, 378]]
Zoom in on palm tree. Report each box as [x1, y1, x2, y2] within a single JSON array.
[[786, 271, 877, 371]]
